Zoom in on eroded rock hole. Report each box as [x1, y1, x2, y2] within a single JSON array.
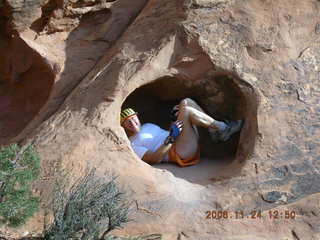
[[0, 36, 55, 144], [122, 74, 251, 173]]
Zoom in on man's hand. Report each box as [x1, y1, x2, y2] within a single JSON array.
[[169, 120, 183, 140], [172, 105, 179, 115], [170, 105, 180, 121]]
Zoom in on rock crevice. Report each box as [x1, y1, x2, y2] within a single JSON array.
[[0, 0, 319, 239]]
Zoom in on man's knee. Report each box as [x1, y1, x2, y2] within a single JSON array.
[[179, 98, 194, 110], [178, 105, 193, 121], [181, 98, 196, 106], [178, 99, 187, 110]]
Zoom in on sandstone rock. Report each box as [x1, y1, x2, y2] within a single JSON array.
[[3, 0, 44, 33], [191, 0, 233, 8], [0, 0, 320, 239]]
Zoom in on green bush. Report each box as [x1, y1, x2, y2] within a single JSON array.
[[44, 169, 131, 240], [0, 143, 40, 227]]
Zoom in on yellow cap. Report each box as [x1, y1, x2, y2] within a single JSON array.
[[120, 108, 137, 124]]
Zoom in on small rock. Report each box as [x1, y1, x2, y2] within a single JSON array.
[[262, 191, 282, 203], [315, 23, 320, 34], [261, 191, 289, 203], [192, 0, 231, 8], [297, 86, 311, 103], [272, 165, 290, 179]]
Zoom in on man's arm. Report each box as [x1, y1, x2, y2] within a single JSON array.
[[142, 120, 183, 164], [142, 142, 172, 164]]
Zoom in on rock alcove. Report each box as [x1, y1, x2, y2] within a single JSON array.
[[122, 73, 257, 184], [0, 36, 55, 145]]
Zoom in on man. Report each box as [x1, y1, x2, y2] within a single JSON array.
[[120, 98, 243, 167]]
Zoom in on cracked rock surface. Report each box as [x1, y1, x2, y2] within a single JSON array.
[[0, 0, 319, 239]]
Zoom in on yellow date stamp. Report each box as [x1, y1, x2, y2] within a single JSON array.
[[205, 210, 296, 220]]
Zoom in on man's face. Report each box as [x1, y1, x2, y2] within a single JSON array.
[[122, 114, 141, 135]]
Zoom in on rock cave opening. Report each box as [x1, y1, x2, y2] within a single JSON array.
[[122, 73, 256, 184], [0, 36, 55, 145]]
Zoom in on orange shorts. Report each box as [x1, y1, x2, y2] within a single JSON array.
[[168, 144, 200, 167]]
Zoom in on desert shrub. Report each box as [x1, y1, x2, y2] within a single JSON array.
[[0, 143, 40, 227], [44, 169, 131, 240]]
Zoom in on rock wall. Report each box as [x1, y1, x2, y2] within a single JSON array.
[[0, 0, 319, 239]]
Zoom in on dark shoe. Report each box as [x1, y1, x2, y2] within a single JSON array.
[[219, 120, 244, 141]]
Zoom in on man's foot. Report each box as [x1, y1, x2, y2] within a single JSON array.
[[219, 120, 244, 141]]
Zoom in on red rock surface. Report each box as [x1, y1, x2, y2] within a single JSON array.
[[0, 0, 319, 239]]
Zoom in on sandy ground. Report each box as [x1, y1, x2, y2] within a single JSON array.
[[155, 157, 231, 185]]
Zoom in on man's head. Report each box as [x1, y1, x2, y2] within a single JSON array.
[[120, 108, 141, 136]]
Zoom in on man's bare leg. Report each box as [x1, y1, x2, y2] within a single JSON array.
[[183, 98, 206, 113], [177, 98, 227, 131], [174, 98, 243, 159], [174, 99, 200, 159], [174, 98, 221, 159]]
